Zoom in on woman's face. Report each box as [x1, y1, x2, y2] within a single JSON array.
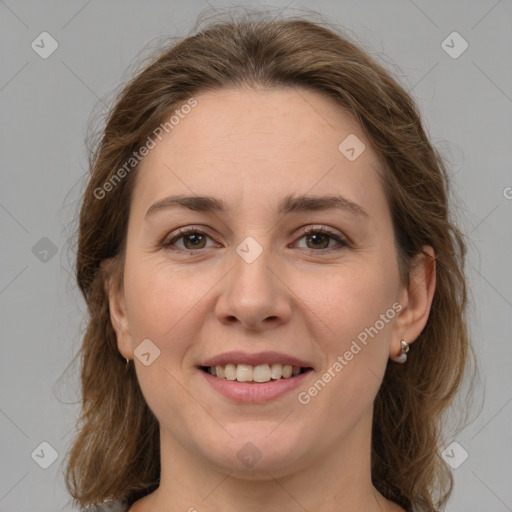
[[110, 87, 409, 477]]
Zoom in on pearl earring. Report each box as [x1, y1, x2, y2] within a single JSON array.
[[391, 340, 409, 364]]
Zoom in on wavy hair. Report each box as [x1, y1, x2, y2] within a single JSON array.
[[64, 9, 477, 511]]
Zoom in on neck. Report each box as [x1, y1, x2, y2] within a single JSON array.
[[144, 409, 399, 512]]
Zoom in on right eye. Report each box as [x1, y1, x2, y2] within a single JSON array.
[[161, 227, 218, 252]]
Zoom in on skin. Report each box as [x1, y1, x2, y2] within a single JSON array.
[[104, 87, 436, 512]]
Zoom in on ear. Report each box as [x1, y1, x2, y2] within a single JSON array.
[[100, 258, 134, 361], [391, 246, 436, 356]]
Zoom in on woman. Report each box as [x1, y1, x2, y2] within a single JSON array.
[[66, 11, 475, 512]]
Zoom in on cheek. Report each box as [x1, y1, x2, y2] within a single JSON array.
[[294, 266, 398, 435], [122, 259, 212, 429], [123, 254, 210, 345], [291, 277, 396, 460], [322, 267, 397, 335]]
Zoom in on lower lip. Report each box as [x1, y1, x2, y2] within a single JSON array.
[[200, 369, 312, 403]]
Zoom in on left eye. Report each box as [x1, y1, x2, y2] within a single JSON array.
[[294, 228, 347, 251]]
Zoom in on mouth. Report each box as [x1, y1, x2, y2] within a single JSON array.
[[199, 364, 314, 403], [197, 351, 315, 402], [199, 363, 313, 383]]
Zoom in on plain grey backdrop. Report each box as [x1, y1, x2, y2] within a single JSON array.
[[1, 1, 511, 511]]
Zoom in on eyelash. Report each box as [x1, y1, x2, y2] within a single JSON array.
[[161, 225, 349, 255]]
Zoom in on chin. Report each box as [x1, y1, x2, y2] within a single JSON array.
[[197, 421, 309, 475]]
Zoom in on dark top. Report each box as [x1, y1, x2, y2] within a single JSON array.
[[82, 498, 421, 511]]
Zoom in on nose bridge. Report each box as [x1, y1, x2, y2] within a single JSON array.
[[215, 235, 291, 329], [233, 236, 273, 298]]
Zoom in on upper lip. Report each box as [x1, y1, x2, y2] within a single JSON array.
[[201, 351, 314, 369]]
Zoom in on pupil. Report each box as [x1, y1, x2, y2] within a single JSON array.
[[308, 233, 328, 249], [185, 234, 205, 249]]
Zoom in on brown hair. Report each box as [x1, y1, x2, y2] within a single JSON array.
[[65, 9, 477, 511]]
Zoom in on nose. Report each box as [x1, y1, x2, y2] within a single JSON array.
[[215, 246, 292, 331]]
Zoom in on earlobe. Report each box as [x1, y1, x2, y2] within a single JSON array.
[[100, 259, 133, 360], [391, 246, 436, 360]]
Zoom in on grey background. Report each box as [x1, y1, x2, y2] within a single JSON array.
[[1, 1, 511, 511]]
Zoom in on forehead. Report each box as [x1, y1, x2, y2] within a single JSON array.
[[131, 86, 385, 216]]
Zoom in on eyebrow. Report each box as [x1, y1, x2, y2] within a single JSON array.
[[145, 193, 368, 219]]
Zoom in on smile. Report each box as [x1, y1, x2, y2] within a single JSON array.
[[199, 366, 314, 403], [201, 363, 311, 382]]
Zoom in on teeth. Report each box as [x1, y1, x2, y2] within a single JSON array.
[[224, 363, 237, 381], [270, 363, 282, 379], [236, 364, 253, 382], [253, 364, 271, 383], [206, 363, 305, 382], [282, 365, 293, 378]]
